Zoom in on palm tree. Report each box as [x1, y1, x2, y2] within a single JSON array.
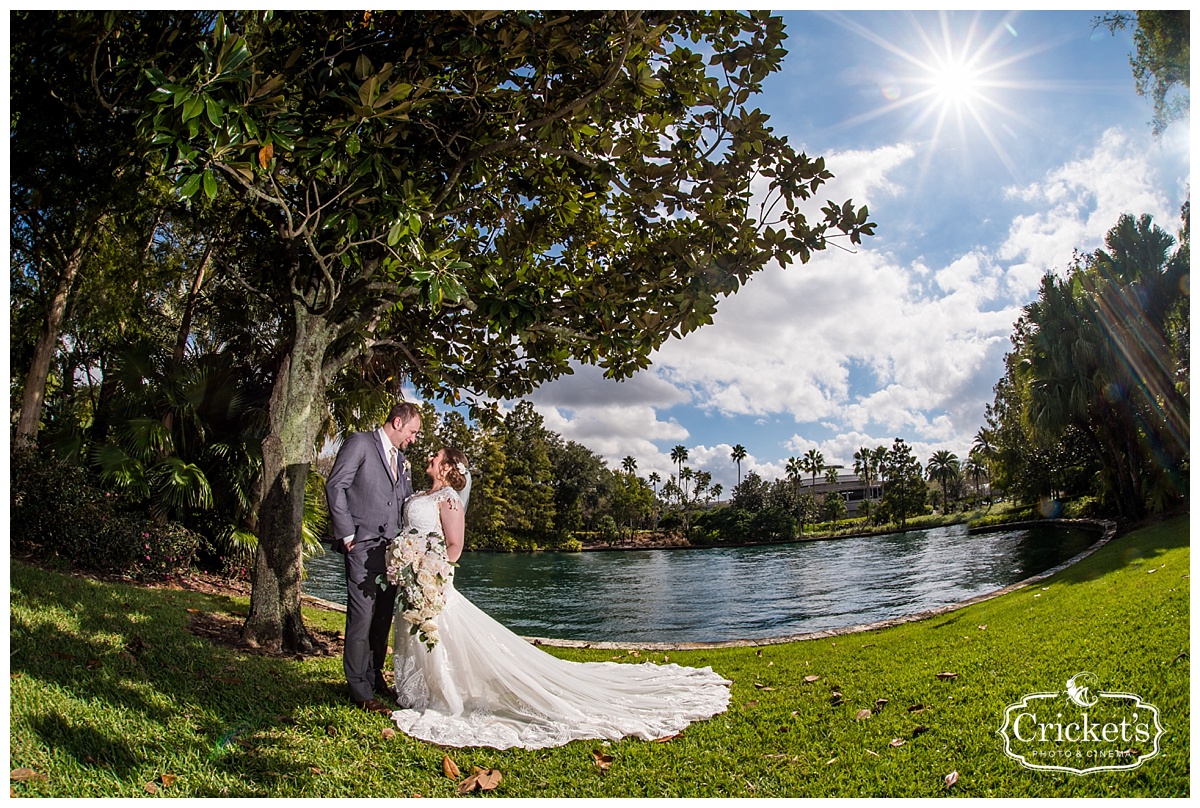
[[825, 466, 839, 485], [647, 471, 661, 499], [730, 444, 747, 486], [964, 452, 988, 509], [870, 445, 889, 500], [621, 455, 637, 475], [853, 446, 871, 489], [670, 444, 688, 488], [926, 450, 960, 514], [800, 448, 825, 491], [710, 482, 723, 503], [680, 466, 694, 503]]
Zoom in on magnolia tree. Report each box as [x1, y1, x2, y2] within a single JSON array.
[[117, 10, 875, 652]]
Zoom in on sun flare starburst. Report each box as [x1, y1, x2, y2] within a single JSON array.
[[826, 11, 1051, 179]]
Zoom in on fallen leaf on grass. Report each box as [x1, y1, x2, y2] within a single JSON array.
[[11, 768, 47, 783], [442, 755, 460, 779], [889, 739, 906, 748], [86, 659, 103, 670], [829, 692, 844, 706], [912, 725, 930, 737], [744, 700, 759, 708], [186, 608, 201, 614], [10, 673, 20, 680], [627, 650, 640, 658], [945, 770, 959, 788], [325, 726, 337, 737], [144, 782, 158, 795], [873, 698, 889, 712], [309, 767, 322, 775], [977, 625, 987, 630], [865, 749, 879, 757], [935, 672, 958, 681], [160, 774, 177, 788], [803, 675, 820, 683], [907, 704, 927, 713], [753, 683, 775, 691], [592, 750, 613, 773], [855, 709, 872, 721], [825, 757, 838, 765], [652, 733, 682, 743], [381, 727, 396, 740]]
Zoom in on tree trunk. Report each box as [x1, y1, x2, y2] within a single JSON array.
[[241, 310, 332, 653], [16, 237, 95, 444]]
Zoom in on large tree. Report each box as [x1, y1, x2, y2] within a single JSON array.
[[100, 10, 877, 651]]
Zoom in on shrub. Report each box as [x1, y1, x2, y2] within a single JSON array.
[[559, 538, 583, 553], [750, 507, 797, 541], [10, 446, 200, 580], [1062, 496, 1103, 518], [597, 515, 620, 541]]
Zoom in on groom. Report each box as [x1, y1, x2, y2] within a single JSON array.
[[325, 401, 421, 715]]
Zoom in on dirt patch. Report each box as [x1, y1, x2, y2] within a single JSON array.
[[185, 609, 344, 660]]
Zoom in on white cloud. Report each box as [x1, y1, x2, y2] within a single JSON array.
[[1000, 127, 1179, 297], [521, 122, 1185, 488]]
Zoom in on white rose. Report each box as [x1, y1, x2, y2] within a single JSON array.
[[402, 609, 422, 625], [420, 620, 438, 635]]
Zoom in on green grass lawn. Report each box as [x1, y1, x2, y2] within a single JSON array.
[[9, 515, 1189, 797]]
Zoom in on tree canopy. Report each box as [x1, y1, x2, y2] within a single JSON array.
[[13, 10, 875, 652]]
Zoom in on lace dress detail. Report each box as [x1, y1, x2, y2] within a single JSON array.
[[391, 488, 731, 749]]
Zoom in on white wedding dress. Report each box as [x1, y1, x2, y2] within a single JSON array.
[[391, 486, 731, 749]]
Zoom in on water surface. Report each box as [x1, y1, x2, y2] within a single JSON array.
[[303, 524, 1095, 643]]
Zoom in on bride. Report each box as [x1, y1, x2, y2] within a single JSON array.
[[389, 447, 731, 750]]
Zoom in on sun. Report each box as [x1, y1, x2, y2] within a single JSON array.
[[926, 57, 983, 107], [827, 11, 1041, 178]]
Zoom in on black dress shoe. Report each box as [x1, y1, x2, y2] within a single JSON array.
[[354, 698, 393, 716], [374, 685, 398, 704]]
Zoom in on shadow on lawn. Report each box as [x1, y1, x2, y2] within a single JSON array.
[[10, 562, 358, 796], [1049, 513, 1189, 586]]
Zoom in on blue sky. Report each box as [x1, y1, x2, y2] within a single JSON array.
[[419, 10, 1191, 492]]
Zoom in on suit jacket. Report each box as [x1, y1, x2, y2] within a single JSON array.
[[325, 430, 413, 552]]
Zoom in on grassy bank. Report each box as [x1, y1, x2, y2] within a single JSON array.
[[9, 515, 1189, 797]]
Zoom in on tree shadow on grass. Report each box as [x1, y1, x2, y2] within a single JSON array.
[[1049, 514, 1189, 586], [10, 561, 365, 796]]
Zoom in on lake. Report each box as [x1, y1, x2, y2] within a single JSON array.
[[303, 523, 1096, 644]]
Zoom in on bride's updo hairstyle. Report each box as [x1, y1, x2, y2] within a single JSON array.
[[441, 447, 470, 492]]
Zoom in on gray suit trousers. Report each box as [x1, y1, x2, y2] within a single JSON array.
[[343, 535, 399, 702]]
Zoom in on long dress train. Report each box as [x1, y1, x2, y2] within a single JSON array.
[[391, 486, 731, 750]]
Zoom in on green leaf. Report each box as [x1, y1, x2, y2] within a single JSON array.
[[203, 170, 217, 200], [205, 96, 223, 125], [177, 173, 202, 199], [182, 95, 205, 122]]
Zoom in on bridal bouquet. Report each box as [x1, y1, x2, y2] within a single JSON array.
[[386, 529, 455, 651]]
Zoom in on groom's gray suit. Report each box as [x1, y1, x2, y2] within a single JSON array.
[[325, 429, 413, 704]]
